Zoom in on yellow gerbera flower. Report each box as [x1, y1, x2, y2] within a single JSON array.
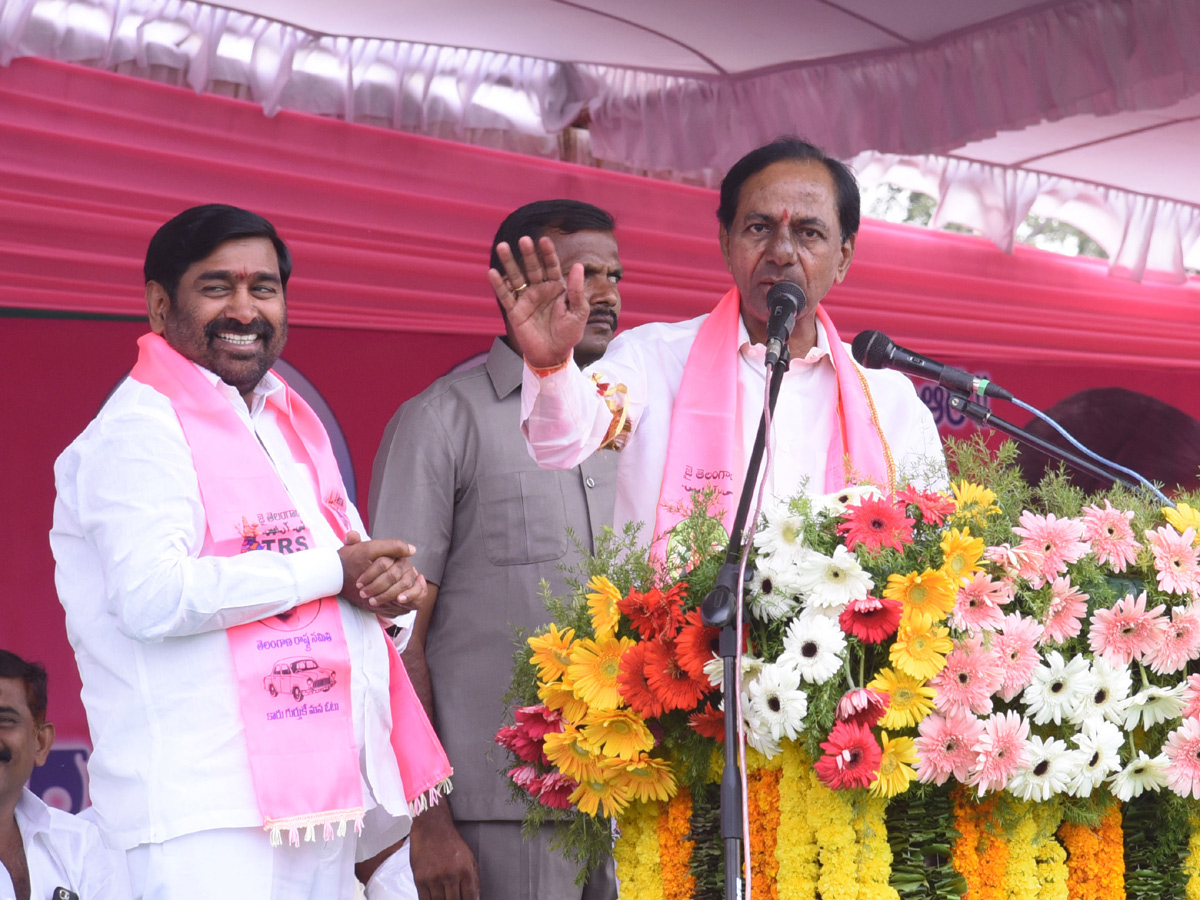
[[1164, 502, 1200, 545], [537, 679, 588, 724], [581, 708, 655, 760], [542, 724, 602, 782], [889, 610, 953, 680], [570, 770, 633, 817], [870, 732, 918, 798], [568, 635, 635, 711], [940, 527, 985, 582], [601, 753, 678, 803], [867, 667, 936, 729], [950, 480, 1001, 527], [586, 575, 623, 639], [527, 623, 576, 683], [884, 568, 957, 623]]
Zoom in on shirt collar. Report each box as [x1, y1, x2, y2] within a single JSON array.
[[738, 314, 831, 367], [191, 362, 283, 418], [485, 336, 525, 400], [15, 787, 51, 836]]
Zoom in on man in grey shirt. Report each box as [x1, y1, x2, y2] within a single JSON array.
[[367, 200, 622, 900]]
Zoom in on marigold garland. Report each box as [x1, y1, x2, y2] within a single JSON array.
[[1186, 812, 1200, 900], [1095, 806, 1125, 900], [1027, 801, 1068, 900], [659, 789, 696, 900], [853, 793, 898, 900], [777, 742, 818, 900], [952, 787, 1008, 900], [807, 765, 863, 900], [613, 801, 661, 900], [747, 766, 782, 900], [1060, 817, 1103, 900]]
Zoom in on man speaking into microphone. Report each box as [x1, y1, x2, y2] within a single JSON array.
[[495, 137, 946, 545]]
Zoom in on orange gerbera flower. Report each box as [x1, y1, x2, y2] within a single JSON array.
[[643, 638, 709, 712], [586, 575, 622, 639], [688, 701, 725, 741], [618, 582, 688, 640], [568, 635, 635, 711], [674, 608, 721, 682], [542, 724, 602, 782], [602, 753, 678, 803], [617, 641, 667, 719], [885, 568, 957, 623], [527, 623, 576, 682]]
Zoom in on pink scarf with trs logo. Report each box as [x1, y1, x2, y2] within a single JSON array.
[[131, 332, 451, 845]]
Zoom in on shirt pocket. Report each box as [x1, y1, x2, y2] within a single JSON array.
[[478, 470, 569, 565]]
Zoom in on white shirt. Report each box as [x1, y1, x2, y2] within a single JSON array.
[[522, 312, 946, 533], [50, 366, 408, 853], [2, 788, 132, 900]]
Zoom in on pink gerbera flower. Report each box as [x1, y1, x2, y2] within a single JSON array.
[[983, 543, 1026, 579], [508, 763, 545, 795], [1040, 576, 1089, 645], [1089, 591, 1168, 666], [969, 710, 1030, 795], [497, 704, 564, 764], [992, 612, 1045, 701], [1182, 674, 1200, 719], [1146, 526, 1200, 596], [894, 486, 957, 526], [914, 709, 985, 785], [836, 687, 889, 728], [1144, 605, 1200, 675], [1163, 718, 1200, 799], [950, 572, 1013, 633], [839, 595, 903, 644], [929, 633, 1004, 716], [837, 495, 915, 554], [1081, 500, 1141, 572], [813, 721, 883, 790], [1012, 511, 1090, 584], [536, 771, 579, 809]]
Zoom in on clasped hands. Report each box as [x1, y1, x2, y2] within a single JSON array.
[[337, 531, 426, 618]]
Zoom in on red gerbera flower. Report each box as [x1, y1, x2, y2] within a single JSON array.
[[643, 638, 709, 712], [837, 496, 915, 553], [674, 608, 721, 681], [839, 595, 903, 644], [536, 771, 579, 809], [813, 721, 882, 790], [895, 486, 956, 526], [836, 688, 889, 728], [618, 582, 689, 640], [617, 642, 667, 719], [688, 701, 726, 742]]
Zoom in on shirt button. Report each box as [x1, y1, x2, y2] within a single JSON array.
[[585, 477, 596, 489]]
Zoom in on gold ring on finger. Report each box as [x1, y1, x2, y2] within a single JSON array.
[[511, 281, 529, 295]]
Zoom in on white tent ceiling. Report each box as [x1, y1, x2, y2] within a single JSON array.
[[4, 0, 1199, 279]]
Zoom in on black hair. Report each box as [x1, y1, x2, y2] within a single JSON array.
[[717, 137, 860, 242], [144, 204, 293, 301], [0, 649, 48, 724], [489, 199, 615, 274]]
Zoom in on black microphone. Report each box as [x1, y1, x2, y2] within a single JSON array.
[[764, 282, 806, 367], [851, 330, 1014, 402]]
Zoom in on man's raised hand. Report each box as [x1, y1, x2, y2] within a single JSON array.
[[489, 235, 587, 368]]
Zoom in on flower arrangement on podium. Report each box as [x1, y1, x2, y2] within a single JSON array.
[[496, 438, 1200, 899]]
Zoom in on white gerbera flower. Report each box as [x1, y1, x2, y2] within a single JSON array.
[[746, 661, 808, 742], [753, 496, 812, 566], [747, 554, 802, 622], [1021, 651, 1091, 725], [741, 702, 782, 758], [1109, 751, 1169, 801], [1007, 735, 1075, 801], [1067, 657, 1132, 726], [1122, 683, 1186, 731], [707, 653, 764, 690], [779, 611, 846, 684], [795, 545, 873, 612], [812, 484, 882, 517], [1067, 718, 1124, 797]]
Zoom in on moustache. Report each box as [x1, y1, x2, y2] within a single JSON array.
[[587, 309, 618, 330], [205, 317, 276, 343]]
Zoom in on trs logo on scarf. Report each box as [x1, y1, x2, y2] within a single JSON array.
[[237, 514, 310, 554], [324, 490, 352, 530]]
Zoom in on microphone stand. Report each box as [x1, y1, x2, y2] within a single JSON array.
[[946, 393, 1142, 491], [700, 345, 790, 900]]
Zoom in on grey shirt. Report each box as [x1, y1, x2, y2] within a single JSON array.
[[369, 337, 618, 821]]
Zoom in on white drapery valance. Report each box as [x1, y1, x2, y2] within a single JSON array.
[[3, 0, 1199, 281]]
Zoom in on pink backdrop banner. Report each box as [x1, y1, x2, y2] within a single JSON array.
[[2, 55, 1200, 771]]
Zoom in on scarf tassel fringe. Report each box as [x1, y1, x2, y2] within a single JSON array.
[[267, 808, 366, 847]]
